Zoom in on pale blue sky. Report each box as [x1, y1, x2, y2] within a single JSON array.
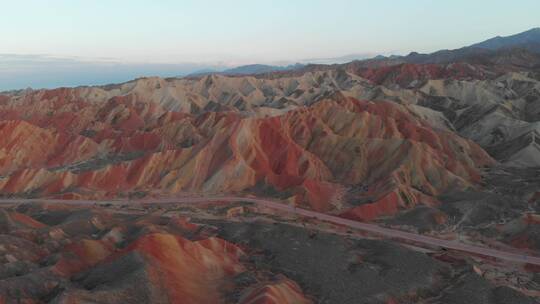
[[2, 0, 539, 63], [0, 0, 539, 90]]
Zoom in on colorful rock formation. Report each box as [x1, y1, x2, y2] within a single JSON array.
[[0, 89, 493, 220]]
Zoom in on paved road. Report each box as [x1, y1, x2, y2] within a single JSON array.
[[2, 196, 540, 266]]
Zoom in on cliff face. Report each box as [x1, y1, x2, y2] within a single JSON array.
[[0, 84, 493, 219]]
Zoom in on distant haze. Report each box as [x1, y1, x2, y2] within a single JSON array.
[[0, 54, 228, 91], [1, 0, 539, 90]]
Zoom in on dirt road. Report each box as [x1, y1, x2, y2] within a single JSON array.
[[2, 195, 539, 266]]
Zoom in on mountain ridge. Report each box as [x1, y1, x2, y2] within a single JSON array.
[[470, 27, 540, 51]]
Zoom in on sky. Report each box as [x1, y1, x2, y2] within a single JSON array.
[[1, 0, 539, 90]]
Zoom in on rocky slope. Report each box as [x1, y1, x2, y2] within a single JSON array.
[[0, 202, 536, 304], [4, 54, 538, 169], [0, 88, 494, 220], [0, 203, 314, 303], [0, 48, 538, 214]]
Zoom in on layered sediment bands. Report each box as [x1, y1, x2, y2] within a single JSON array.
[[0, 93, 492, 220], [0, 206, 311, 303], [349, 62, 492, 87], [0, 120, 99, 174], [238, 277, 313, 304], [122, 234, 245, 303], [2, 57, 539, 169]]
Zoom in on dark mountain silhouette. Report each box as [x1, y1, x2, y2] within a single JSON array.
[[470, 27, 540, 51]]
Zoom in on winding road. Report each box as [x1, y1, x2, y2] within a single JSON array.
[[2, 195, 539, 266]]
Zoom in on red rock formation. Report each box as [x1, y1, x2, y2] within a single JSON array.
[[0, 120, 99, 174], [238, 277, 313, 304], [0, 90, 494, 220], [349, 63, 490, 87], [0, 205, 312, 303], [122, 233, 244, 303]]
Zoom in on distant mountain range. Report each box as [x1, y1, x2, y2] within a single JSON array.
[[2, 28, 540, 91], [195, 54, 380, 76], [428, 27, 540, 58], [188, 63, 306, 77], [189, 28, 540, 79], [299, 53, 378, 64], [340, 27, 540, 69], [470, 27, 540, 51]]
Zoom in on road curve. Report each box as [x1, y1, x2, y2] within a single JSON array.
[[1, 196, 539, 266]]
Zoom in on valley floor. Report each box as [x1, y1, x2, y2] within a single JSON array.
[[0, 197, 537, 303]]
